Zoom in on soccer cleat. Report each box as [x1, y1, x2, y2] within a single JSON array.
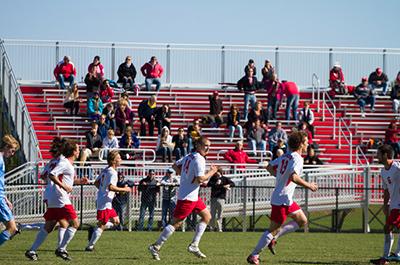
[[85, 245, 94, 252], [25, 250, 38, 261], [369, 257, 389, 265], [267, 238, 277, 255], [247, 254, 260, 265], [55, 248, 72, 261], [10, 223, 22, 240], [388, 252, 400, 262], [187, 243, 206, 258], [148, 244, 161, 261]]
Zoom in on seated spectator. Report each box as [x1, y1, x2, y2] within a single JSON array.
[[120, 92, 133, 109], [172, 128, 188, 160], [391, 71, 400, 114], [369, 67, 389, 96], [223, 140, 256, 169], [115, 99, 134, 135], [282, 80, 300, 121], [155, 104, 172, 134], [237, 67, 261, 121], [227, 104, 243, 142], [99, 79, 115, 103], [156, 126, 174, 162], [53, 55, 76, 90], [87, 92, 104, 120], [271, 139, 287, 160], [80, 122, 102, 165], [304, 147, 323, 165], [247, 119, 267, 156], [261, 59, 275, 91], [140, 56, 164, 92], [85, 66, 101, 98], [354, 77, 376, 117], [203, 91, 223, 128], [244, 59, 257, 76], [102, 129, 119, 149], [97, 114, 110, 140], [88, 55, 104, 79], [187, 119, 202, 153], [329, 62, 347, 95], [266, 74, 284, 120], [119, 126, 140, 160], [298, 121, 315, 149], [268, 121, 288, 152], [63, 83, 80, 116], [102, 103, 116, 130], [298, 101, 315, 137], [384, 122, 400, 158], [138, 95, 157, 136], [117, 56, 137, 90], [245, 101, 268, 131]]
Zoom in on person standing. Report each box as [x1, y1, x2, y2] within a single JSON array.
[[149, 136, 218, 261], [138, 170, 160, 231], [247, 131, 318, 265], [160, 168, 179, 228], [237, 68, 260, 121], [207, 168, 235, 232], [141, 56, 164, 91], [0, 135, 20, 247]]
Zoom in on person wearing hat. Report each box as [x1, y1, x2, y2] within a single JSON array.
[[138, 169, 160, 231], [87, 91, 104, 121], [204, 91, 223, 128], [244, 59, 257, 76], [369, 67, 389, 96], [160, 168, 179, 228], [54, 55, 77, 90], [329, 62, 347, 95], [354, 77, 376, 117]]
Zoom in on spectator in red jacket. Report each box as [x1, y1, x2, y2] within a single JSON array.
[[282, 80, 300, 121], [384, 122, 400, 158], [141, 56, 164, 92], [99, 79, 115, 103], [88, 55, 104, 79], [329, 62, 347, 95], [223, 141, 256, 169], [53, 56, 76, 89]]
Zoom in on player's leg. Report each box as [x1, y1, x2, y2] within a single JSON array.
[[0, 198, 17, 246], [187, 199, 210, 258], [25, 220, 57, 260], [275, 208, 306, 239], [371, 210, 398, 264], [87, 209, 118, 251], [57, 219, 68, 250], [56, 206, 79, 260]]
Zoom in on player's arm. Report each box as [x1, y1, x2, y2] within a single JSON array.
[[4, 196, 13, 210], [383, 188, 390, 216], [172, 163, 182, 176], [108, 184, 131, 193], [193, 165, 219, 184], [266, 163, 276, 176], [49, 174, 72, 193], [290, 172, 318, 191], [74, 176, 88, 185]]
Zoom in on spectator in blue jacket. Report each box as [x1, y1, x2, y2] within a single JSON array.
[[138, 95, 157, 136], [354, 77, 376, 117], [119, 126, 140, 160], [268, 121, 288, 152], [87, 92, 104, 121]]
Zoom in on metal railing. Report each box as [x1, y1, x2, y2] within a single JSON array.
[[322, 91, 337, 140], [0, 40, 41, 162], [338, 117, 353, 164], [356, 145, 370, 171], [216, 149, 273, 162], [97, 148, 156, 163], [311, 73, 321, 111]]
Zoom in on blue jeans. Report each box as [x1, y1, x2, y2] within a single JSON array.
[[138, 201, 155, 231], [243, 93, 257, 120], [161, 199, 176, 228], [174, 147, 187, 161], [249, 139, 266, 156], [145, 78, 161, 91], [285, 94, 299, 121], [267, 97, 279, 120], [370, 83, 388, 95], [121, 76, 134, 89], [357, 96, 375, 110], [57, 74, 75, 89], [229, 125, 243, 141]]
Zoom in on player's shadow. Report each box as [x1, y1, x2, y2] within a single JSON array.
[[281, 261, 364, 265]]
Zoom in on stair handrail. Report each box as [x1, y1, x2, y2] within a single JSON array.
[[312, 73, 321, 112], [4, 161, 41, 184], [322, 91, 337, 140], [355, 145, 370, 171], [338, 117, 353, 165]]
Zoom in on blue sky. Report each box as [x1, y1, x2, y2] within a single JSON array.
[[1, 0, 399, 48]]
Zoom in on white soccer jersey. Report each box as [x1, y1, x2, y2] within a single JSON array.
[[381, 161, 400, 210], [176, 152, 206, 201], [270, 151, 304, 206], [42, 156, 61, 202], [46, 156, 75, 208], [95, 166, 118, 210]]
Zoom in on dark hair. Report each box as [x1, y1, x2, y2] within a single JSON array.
[[49, 137, 66, 157], [94, 55, 100, 61], [61, 139, 78, 158], [248, 59, 254, 64], [288, 131, 308, 151], [378, 144, 394, 159]]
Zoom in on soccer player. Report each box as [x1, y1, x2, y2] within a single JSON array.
[[247, 131, 318, 265], [25, 139, 87, 261], [85, 150, 131, 251], [0, 134, 20, 247], [370, 145, 400, 265], [149, 136, 218, 261]]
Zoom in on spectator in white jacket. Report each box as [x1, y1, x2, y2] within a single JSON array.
[[298, 101, 315, 137], [103, 129, 119, 149], [156, 126, 174, 162]]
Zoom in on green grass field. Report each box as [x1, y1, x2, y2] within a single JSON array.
[[0, 230, 386, 265]]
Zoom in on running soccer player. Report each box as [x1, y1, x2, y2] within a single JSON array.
[[0, 134, 20, 247], [370, 145, 400, 265], [149, 136, 218, 261], [25, 139, 87, 261], [85, 150, 131, 251], [247, 131, 318, 265]]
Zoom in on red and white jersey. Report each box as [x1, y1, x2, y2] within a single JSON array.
[[95, 166, 118, 210], [46, 156, 75, 208], [381, 161, 400, 210], [270, 151, 303, 206], [176, 152, 206, 201], [42, 156, 62, 202]]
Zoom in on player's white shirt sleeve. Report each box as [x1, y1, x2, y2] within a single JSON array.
[[269, 156, 282, 167]]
